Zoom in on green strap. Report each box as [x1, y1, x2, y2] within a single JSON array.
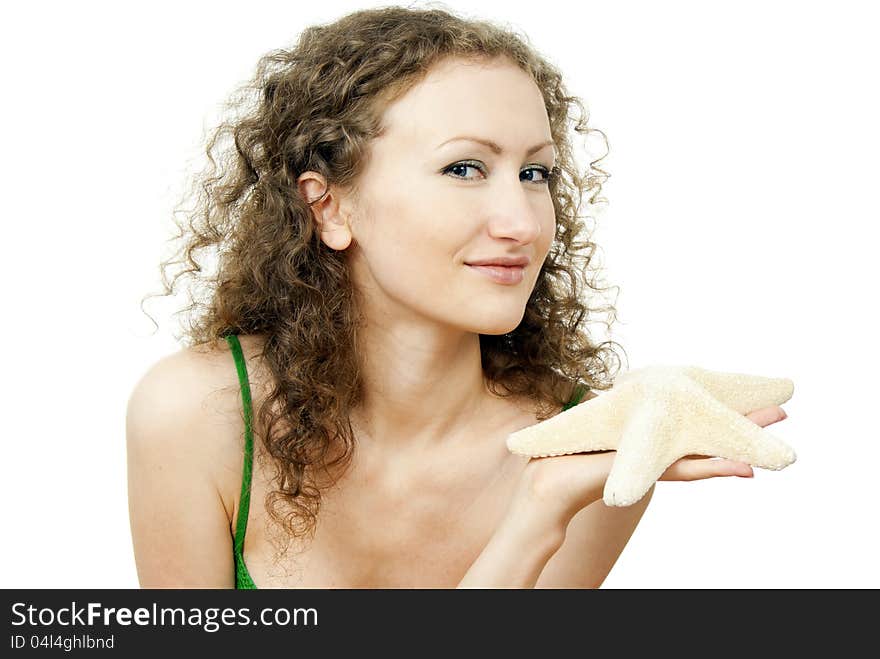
[[225, 334, 254, 557], [563, 383, 587, 411]]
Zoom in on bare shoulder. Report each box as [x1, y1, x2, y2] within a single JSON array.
[[127, 335, 259, 431], [126, 334, 271, 587], [129, 333, 271, 412], [126, 333, 271, 520]]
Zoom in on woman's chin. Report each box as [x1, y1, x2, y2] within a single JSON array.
[[471, 316, 525, 336]]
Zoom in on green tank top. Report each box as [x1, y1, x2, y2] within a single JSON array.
[[224, 332, 587, 589]]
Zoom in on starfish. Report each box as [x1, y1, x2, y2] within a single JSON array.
[[506, 365, 797, 507]]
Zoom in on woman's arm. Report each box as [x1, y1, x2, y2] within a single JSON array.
[[457, 467, 654, 589], [535, 484, 654, 588], [456, 501, 566, 588], [126, 352, 236, 588], [456, 465, 586, 588]]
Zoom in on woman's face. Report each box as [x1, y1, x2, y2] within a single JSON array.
[[345, 56, 557, 335]]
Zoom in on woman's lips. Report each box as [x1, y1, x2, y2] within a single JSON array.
[[466, 264, 525, 285]]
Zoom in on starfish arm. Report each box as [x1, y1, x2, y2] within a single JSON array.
[[678, 365, 795, 414], [671, 381, 797, 469], [617, 364, 794, 415], [505, 382, 636, 457], [603, 394, 679, 507]]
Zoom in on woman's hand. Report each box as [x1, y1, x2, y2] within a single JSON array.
[[511, 404, 790, 533]]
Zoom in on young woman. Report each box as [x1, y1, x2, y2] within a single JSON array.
[[126, 6, 785, 588]]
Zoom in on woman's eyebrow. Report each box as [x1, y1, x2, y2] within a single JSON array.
[[435, 136, 555, 157]]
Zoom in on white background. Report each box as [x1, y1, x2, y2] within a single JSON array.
[[2, 0, 876, 588]]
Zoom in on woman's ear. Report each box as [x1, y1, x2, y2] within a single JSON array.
[[297, 171, 353, 250]]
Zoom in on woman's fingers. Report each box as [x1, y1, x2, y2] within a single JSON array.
[[660, 456, 753, 481], [745, 405, 788, 427]]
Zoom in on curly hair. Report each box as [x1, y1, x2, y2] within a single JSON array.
[[141, 4, 627, 553]]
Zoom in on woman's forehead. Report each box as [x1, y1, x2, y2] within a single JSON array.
[[376, 59, 551, 152]]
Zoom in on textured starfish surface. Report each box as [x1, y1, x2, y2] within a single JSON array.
[[506, 365, 796, 507]]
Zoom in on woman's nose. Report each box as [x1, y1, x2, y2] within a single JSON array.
[[486, 181, 545, 243]]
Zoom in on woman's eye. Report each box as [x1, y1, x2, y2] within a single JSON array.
[[444, 161, 555, 185], [445, 162, 484, 180], [521, 167, 554, 184]]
